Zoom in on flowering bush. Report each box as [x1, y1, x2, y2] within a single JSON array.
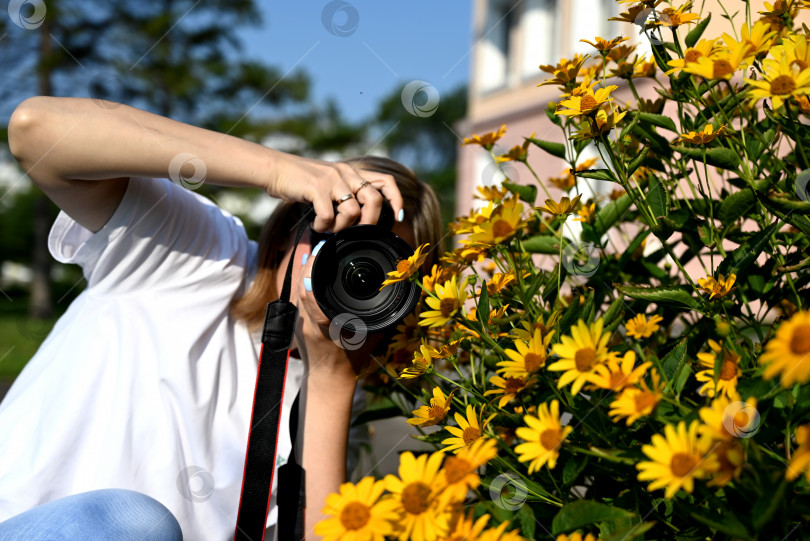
[[317, 1, 810, 539]]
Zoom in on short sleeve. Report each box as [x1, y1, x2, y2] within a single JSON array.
[[48, 177, 254, 295]]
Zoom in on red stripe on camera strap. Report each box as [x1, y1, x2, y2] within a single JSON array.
[[234, 218, 309, 541]]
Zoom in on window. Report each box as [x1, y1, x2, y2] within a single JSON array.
[[521, 0, 559, 77], [569, 0, 619, 56], [477, 0, 513, 93]]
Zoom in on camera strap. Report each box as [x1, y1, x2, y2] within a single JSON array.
[[234, 218, 309, 541]]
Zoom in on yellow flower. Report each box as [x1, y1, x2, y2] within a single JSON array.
[[625, 313, 664, 339], [724, 20, 778, 63], [548, 158, 599, 191], [419, 275, 468, 327], [781, 33, 810, 71], [538, 55, 589, 88], [676, 124, 727, 144], [655, 3, 700, 28], [446, 511, 491, 541], [610, 3, 661, 25], [485, 375, 534, 408], [468, 197, 526, 246], [556, 534, 601, 541], [786, 424, 810, 482], [537, 194, 582, 217], [510, 313, 560, 341], [609, 371, 664, 425], [399, 339, 443, 379], [437, 438, 498, 505], [515, 400, 573, 473], [573, 201, 596, 223], [479, 521, 526, 541], [498, 327, 552, 378], [683, 41, 750, 80], [442, 404, 496, 453], [408, 387, 455, 427], [556, 84, 619, 117], [698, 393, 760, 441], [705, 439, 745, 487], [580, 36, 629, 52], [588, 350, 651, 391], [478, 271, 519, 296], [697, 273, 736, 300], [636, 420, 718, 499], [475, 184, 510, 202], [574, 108, 627, 139], [314, 476, 400, 541], [760, 310, 810, 387], [495, 134, 534, 163], [695, 339, 741, 398], [746, 53, 810, 110], [384, 451, 449, 541], [380, 243, 430, 290], [666, 38, 718, 74], [548, 318, 611, 396], [387, 313, 421, 355], [463, 124, 507, 149]]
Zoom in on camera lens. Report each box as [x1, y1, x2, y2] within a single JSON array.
[[343, 258, 385, 300]]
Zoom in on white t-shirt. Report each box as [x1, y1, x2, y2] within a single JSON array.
[[0, 177, 316, 540]]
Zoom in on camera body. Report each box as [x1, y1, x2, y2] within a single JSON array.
[[309, 205, 420, 333]]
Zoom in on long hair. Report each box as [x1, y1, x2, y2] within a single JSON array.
[[230, 156, 444, 331]]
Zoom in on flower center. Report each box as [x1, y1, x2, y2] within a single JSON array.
[[439, 297, 458, 317], [492, 219, 513, 239], [713, 59, 734, 78], [504, 377, 526, 394], [580, 95, 599, 112], [401, 482, 431, 515], [396, 259, 411, 273], [670, 452, 698, 477], [524, 352, 544, 372], [340, 501, 371, 531], [442, 456, 471, 484], [574, 347, 596, 371], [770, 74, 797, 95], [684, 49, 703, 63], [719, 358, 738, 380], [427, 404, 447, 420], [634, 391, 658, 413], [790, 324, 810, 355], [540, 428, 563, 451], [609, 372, 628, 390], [462, 427, 481, 445]]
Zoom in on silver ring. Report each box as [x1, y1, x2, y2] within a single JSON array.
[[337, 193, 355, 204], [356, 180, 374, 192]]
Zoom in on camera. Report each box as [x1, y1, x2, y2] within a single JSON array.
[[309, 204, 420, 334]]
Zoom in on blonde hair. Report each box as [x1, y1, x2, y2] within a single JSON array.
[[230, 156, 444, 331]]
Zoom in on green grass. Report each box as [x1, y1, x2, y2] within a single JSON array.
[[0, 313, 60, 380]]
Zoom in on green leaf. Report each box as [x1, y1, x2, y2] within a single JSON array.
[[552, 501, 636, 535], [594, 193, 634, 238], [575, 168, 618, 183], [673, 146, 741, 171], [690, 509, 751, 539], [602, 296, 626, 325], [626, 146, 650, 178], [516, 504, 536, 539], [717, 220, 780, 276], [647, 175, 669, 219], [478, 282, 490, 324], [528, 137, 566, 159], [637, 112, 678, 132], [562, 456, 589, 486], [685, 12, 711, 47], [503, 180, 537, 204], [522, 235, 566, 254], [615, 284, 700, 310], [660, 339, 688, 394], [602, 522, 657, 541], [718, 188, 756, 223]]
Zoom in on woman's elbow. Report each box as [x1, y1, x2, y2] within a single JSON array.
[[8, 96, 51, 167]]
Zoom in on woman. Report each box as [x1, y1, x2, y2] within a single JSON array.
[[0, 96, 442, 540]]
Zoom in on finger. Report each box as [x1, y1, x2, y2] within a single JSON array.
[[332, 190, 361, 233], [300, 259, 330, 327], [373, 177, 405, 223], [311, 191, 336, 233], [354, 180, 383, 225]]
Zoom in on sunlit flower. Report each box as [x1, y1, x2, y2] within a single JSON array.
[[723, 20, 778, 63], [676, 124, 727, 144], [463, 124, 507, 149], [574, 108, 627, 139], [610, 3, 660, 25], [478, 271, 519, 296], [746, 53, 810, 110], [442, 404, 496, 453], [538, 55, 589, 88], [510, 313, 560, 341], [636, 420, 718, 499], [475, 184, 510, 202], [556, 84, 619, 117], [515, 399, 573, 473], [760, 310, 810, 387], [408, 387, 455, 427], [420, 275, 468, 327], [574, 201, 596, 223], [498, 328, 551, 379], [683, 41, 750, 80], [314, 477, 400, 541], [485, 375, 534, 408], [468, 197, 526, 246], [381, 243, 430, 289], [786, 423, 810, 482], [548, 319, 611, 395], [437, 438, 498, 504], [537, 194, 582, 217], [698, 393, 759, 442], [446, 511, 491, 541], [495, 134, 534, 163], [625, 313, 664, 339], [399, 339, 443, 379], [384, 451, 449, 541], [580, 36, 629, 52], [697, 273, 736, 299], [609, 371, 664, 425], [588, 350, 651, 391], [781, 33, 810, 71], [548, 157, 599, 191], [654, 3, 700, 28], [478, 521, 526, 541], [556, 534, 601, 541], [695, 339, 741, 398]]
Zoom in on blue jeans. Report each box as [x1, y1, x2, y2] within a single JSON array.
[[0, 489, 183, 540]]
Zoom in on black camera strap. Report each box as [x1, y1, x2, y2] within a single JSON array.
[[234, 218, 309, 541]]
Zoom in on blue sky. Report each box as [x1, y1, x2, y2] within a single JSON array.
[[241, 1, 473, 122]]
